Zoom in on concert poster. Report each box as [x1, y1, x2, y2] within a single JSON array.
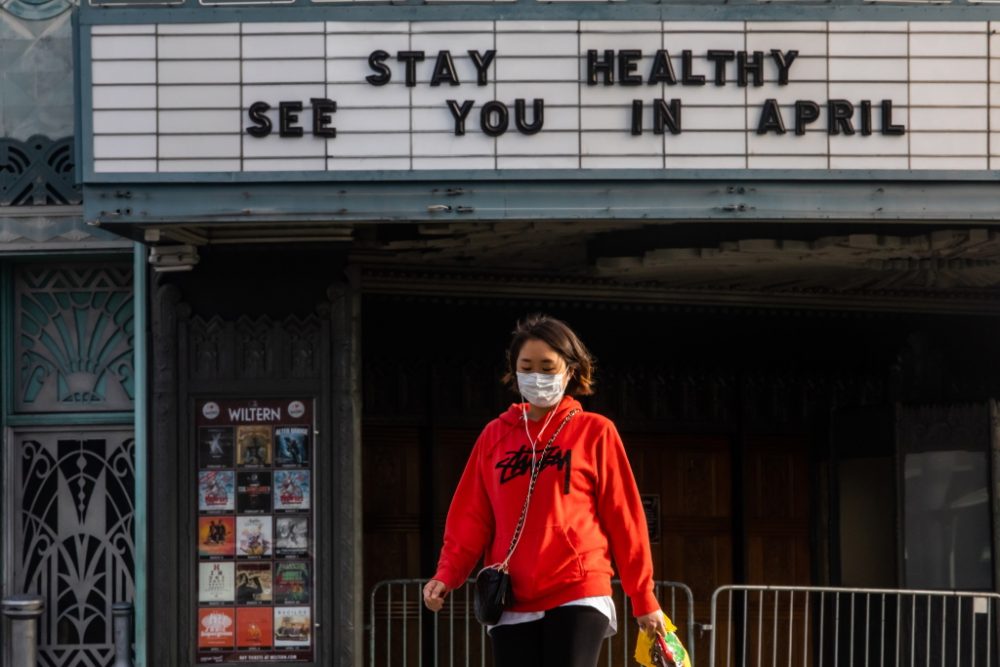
[[273, 470, 310, 512], [237, 515, 273, 558], [195, 399, 315, 662], [198, 561, 235, 604], [236, 471, 273, 514], [274, 607, 311, 647], [237, 425, 273, 467], [198, 427, 234, 469], [198, 470, 235, 513], [274, 426, 310, 467], [236, 562, 273, 605], [198, 516, 236, 558], [198, 607, 235, 649], [274, 517, 309, 557], [273, 562, 311, 605], [236, 607, 274, 649]]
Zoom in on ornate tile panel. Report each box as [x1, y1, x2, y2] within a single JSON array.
[[15, 265, 135, 413]]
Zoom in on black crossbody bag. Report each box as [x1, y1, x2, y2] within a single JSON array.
[[473, 409, 578, 626]]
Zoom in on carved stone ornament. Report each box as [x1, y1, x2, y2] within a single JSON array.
[[15, 265, 135, 413], [0, 136, 79, 203], [187, 314, 322, 382]]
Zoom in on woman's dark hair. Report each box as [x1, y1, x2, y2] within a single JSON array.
[[502, 314, 595, 396]]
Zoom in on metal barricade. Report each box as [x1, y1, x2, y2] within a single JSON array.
[[368, 579, 695, 667], [709, 585, 1000, 667]]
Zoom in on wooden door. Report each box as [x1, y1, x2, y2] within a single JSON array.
[[362, 424, 423, 593], [740, 435, 813, 667], [626, 433, 734, 662], [626, 433, 813, 665], [363, 427, 814, 667], [744, 435, 812, 586]]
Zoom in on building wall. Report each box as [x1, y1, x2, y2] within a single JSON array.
[[2, 8, 139, 665], [1, 260, 136, 667]]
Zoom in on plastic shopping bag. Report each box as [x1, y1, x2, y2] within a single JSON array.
[[633, 612, 692, 667]]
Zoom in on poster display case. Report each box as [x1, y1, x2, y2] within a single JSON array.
[[195, 398, 315, 663]]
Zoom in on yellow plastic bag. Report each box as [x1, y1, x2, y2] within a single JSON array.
[[633, 612, 692, 667]]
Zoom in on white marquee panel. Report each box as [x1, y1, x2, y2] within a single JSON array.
[[88, 20, 1000, 173]]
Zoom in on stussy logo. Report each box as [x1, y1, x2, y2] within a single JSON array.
[[496, 446, 572, 493]]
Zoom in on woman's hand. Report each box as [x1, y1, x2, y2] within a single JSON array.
[[423, 579, 450, 612], [636, 610, 667, 637]]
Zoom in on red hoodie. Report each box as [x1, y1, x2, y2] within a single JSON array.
[[433, 396, 660, 617]]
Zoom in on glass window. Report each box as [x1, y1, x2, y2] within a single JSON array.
[[900, 405, 993, 591]]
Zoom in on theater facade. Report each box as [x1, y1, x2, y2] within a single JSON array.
[[3, 0, 1000, 665]]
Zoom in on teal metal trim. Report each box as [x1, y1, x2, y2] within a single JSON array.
[[132, 242, 147, 667], [76, 3, 1000, 24], [84, 179, 1000, 225], [1, 250, 135, 261], [83, 168, 1000, 186], [0, 247, 134, 259], [5, 412, 136, 427], [72, 9, 83, 189], [1, 264, 11, 422], [79, 24, 95, 185], [0, 263, 8, 598]]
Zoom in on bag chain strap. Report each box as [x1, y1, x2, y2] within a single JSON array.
[[496, 408, 579, 572]]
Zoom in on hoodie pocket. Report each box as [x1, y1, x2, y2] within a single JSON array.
[[508, 524, 586, 603]]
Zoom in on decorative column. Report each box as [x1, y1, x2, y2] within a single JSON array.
[[328, 269, 363, 667], [112, 603, 134, 667], [2, 595, 44, 667]]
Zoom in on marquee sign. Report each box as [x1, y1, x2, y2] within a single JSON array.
[[86, 21, 996, 175]]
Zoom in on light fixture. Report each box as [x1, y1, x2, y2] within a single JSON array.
[[148, 245, 200, 272]]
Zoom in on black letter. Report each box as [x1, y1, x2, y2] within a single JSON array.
[[828, 99, 855, 136], [631, 99, 643, 135], [587, 49, 615, 86], [480, 101, 509, 136], [468, 50, 496, 86], [738, 51, 764, 87], [396, 51, 425, 87], [619, 50, 642, 86], [757, 99, 786, 135], [514, 99, 544, 135], [881, 100, 905, 136], [860, 100, 873, 136], [311, 98, 336, 138], [770, 49, 798, 86], [446, 100, 475, 136], [681, 50, 705, 86], [279, 101, 303, 137], [653, 99, 682, 135], [648, 50, 677, 85], [430, 50, 460, 87], [706, 50, 735, 86], [794, 100, 820, 136], [246, 101, 271, 138], [366, 50, 391, 86]]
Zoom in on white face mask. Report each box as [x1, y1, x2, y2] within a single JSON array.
[[517, 372, 566, 408]]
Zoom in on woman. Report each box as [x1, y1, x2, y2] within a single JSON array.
[[423, 314, 666, 667]]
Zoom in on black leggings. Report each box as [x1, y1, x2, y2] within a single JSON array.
[[490, 606, 611, 667]]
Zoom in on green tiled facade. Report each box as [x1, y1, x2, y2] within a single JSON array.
[[0, 7, 74, 139]]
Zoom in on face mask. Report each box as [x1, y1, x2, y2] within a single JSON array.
[[517, 372, 566, 408]]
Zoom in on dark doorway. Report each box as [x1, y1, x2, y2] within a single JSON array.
[[360, 292, 1000, 664]]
